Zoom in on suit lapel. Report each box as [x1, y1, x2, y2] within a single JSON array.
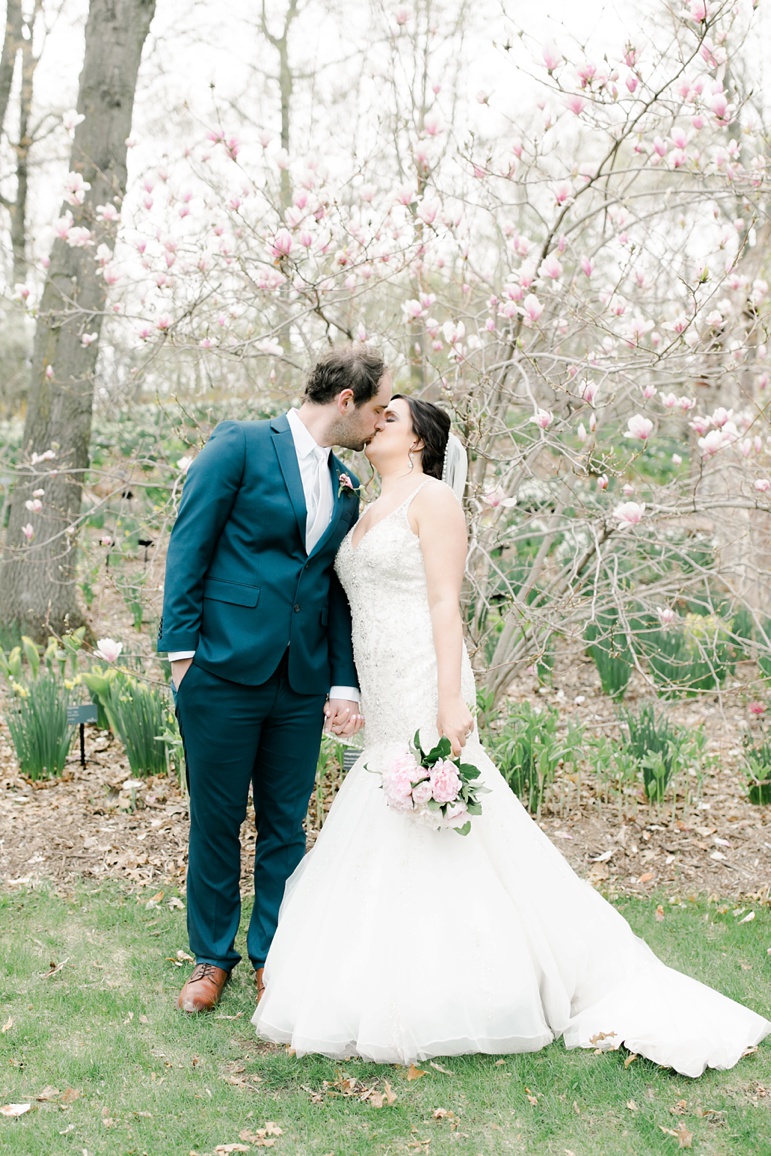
[[270, 415, 307, 545]]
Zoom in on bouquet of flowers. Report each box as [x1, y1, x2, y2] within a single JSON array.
[[375, 730, 489, 836]]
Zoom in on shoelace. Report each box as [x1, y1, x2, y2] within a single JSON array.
[[189, 963, 222, 983]]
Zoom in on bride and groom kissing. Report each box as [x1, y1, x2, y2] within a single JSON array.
[[159, 343, 769, 1075]]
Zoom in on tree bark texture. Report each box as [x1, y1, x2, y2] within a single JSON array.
[[0, 0, 156, 641]]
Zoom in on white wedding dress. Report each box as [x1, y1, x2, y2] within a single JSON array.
[[253, 487, 770, 1076]]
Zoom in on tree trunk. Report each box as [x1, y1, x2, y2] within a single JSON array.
[[0, 0, 156, 641], [0, 0, 23, 134]]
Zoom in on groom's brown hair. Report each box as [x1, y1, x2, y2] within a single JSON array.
[[304, 344, 387, 406]]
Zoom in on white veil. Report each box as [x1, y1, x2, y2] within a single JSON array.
[[441, 432, 468, 503]]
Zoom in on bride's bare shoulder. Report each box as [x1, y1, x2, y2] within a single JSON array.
[[410, 477, 465, 529]]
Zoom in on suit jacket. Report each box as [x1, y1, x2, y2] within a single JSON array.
[[157, 415, 360, 694]]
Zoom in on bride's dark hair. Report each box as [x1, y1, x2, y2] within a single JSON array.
[[392, 394, 451, 481]]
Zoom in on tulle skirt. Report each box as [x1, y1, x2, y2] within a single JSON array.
[[253, 741, 770, 1076]]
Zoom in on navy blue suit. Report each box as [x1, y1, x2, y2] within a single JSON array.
[[158, 415, 359, 970]]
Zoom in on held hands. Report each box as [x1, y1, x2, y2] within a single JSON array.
[[437, 696, 474, 757], [324, 698, 364, 737]]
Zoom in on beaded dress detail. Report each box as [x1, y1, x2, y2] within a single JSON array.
[[253, 487, 770, 1073]]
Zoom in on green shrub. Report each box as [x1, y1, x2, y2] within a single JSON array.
[[4, 675, 73, 780], [634, 613, 735, 697], [102, 673, 172, 778], [741, 731, 771, 804], [490, 701, 583, 814], [585, 609, 634, 699], [618, 703, 703, 802]]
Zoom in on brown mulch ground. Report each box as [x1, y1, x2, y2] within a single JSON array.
[[1, 647, 770, 903]]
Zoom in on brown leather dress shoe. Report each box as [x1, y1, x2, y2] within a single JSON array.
[[178, 963, 229, 1013], [254, 967, 265, 1004]]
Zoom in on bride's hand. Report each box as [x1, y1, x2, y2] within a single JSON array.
[[437, 697, 474, 757]]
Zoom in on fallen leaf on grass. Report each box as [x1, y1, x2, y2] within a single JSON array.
[[626, 1100, 639, 1112], [659, 1122, 693, 1148], [239, 1123, 283, 1143], [166, 949, 195, 967], [638, 872, 655, 884], [742, 1046, 758, 1058], [624, 1053, 639, 1069], [214, 1146, 250, 1154], [168, 896, 185, 910], [433, 1109, 456, 1121], [369, 1082, 397, 1109], [59, 1088, 81, 1105], [589, 1030, 618, 1049], [670, 1099, 687, 1115], [1, 1017, 12, 1033], [655, 905, 665, 922], [494, 1059, 506, 1067], [35, 1086, 60, 1102], [524, 1087, 538, 1106], [428, 1060, 454, 1075], [0, 1104, 31, 1117], [407, 1064, 426, 1080], [40, 957, 69, 979], [738, 911, 756, 924]]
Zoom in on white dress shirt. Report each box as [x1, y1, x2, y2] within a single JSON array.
[[169, 409, 359, 702]]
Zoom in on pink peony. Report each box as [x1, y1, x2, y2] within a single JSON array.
[[430, 759, 462, 804], [411, 780, 434, 807], [443, 802, 470, 829]]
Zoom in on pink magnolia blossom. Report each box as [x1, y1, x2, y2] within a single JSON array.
[[442, 320, 465, 345], [539, 253, 563, 280], [642, 384, 657, 399], [271, 229, 293, 259], [672, 454, 682, 465], [748, 701, 766, 716], [100, 535, 113, 547], [542, 41, 563, 71], [62, 108, 85, 134], [711, 406, 732, 428], [625, 414, 653, 441], [579, 380, 598, 405], [657, 607, 678, 629], [625, 74, 638, 93], [80, 332, 98, 347], [597, 475, 609, 490], [613, 501, 645, 529], [63, 170, 91, 206], [24, 498, 42, 512], [623, 484, 635, 497], [66, 227, 93, 248], [21, 523, 34, 542], [531, 408, 553, 430], [688, 0, 706, 20], [754, 479, 771, 493], [564, 94, 586, 117], [95, 638, 123, 663], [483, 486, 517, 509], [30, 450, 55, 464], [53, 212, 73, 240], [698, 429, 726, 456], [581, 256, 594, 277]]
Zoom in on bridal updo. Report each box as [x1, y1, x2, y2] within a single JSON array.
[[392, 394, 451, 481]]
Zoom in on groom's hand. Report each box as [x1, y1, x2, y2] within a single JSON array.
[[324, 698, 364, 736], [171, 657, 193, 689]]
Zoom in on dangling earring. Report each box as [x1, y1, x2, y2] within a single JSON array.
[[407, 448, 415, 472]]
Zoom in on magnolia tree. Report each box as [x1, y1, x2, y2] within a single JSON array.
[[3, 0, 771, 702]]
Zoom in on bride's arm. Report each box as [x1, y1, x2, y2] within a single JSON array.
[[412, 484, 474, 756]]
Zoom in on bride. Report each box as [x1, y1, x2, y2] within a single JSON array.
[[253, 395, 770, 1077]]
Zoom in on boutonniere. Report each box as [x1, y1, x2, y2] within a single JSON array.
[[337, 473, 359, 499]]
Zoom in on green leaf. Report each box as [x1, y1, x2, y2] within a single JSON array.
[[454, 822, 471, 837]]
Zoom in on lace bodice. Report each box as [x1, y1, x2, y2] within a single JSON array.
[[335, 484, 476, 750]]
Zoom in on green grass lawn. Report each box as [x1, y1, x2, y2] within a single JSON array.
[[0, 885, 769, 1155]]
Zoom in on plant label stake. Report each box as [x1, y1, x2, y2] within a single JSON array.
[[66, 703, 99, 767]]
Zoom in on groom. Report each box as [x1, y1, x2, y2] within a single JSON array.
[[158, 344, 391, 1012]]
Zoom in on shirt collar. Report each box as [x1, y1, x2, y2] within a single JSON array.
[[287, 408, 330, 461]]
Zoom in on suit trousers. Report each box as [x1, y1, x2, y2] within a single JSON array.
[[174, 657, 326, 971]]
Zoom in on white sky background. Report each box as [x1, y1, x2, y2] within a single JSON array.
[[6, 0, 770, 288]]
